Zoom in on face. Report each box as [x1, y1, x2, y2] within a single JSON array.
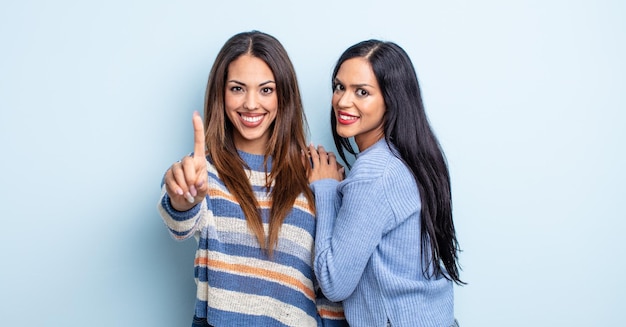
[[332, 57, 386, 151], [225, 54, 278, 154]]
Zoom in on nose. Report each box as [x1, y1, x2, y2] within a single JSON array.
[[335, 90, 352, 108], [243, 92, 259, 110]]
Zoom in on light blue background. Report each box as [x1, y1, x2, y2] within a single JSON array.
[[1, 0, 624, 326]]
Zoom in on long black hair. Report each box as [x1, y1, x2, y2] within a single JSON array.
[[331, 40, 464, 285]]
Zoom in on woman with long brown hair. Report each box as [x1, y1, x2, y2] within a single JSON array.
[[157, 31, 346, 327]]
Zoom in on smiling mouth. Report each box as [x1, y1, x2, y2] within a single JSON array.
[[337, 112, 359, 124], [241, 114, 263, 123], [339, 114, 358, 121], [239, 113, 265, 127]]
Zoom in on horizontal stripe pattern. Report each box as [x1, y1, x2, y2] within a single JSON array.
[[206, 287, 317, 326], [197, 252, 315, 299], [158, 152, 346, 326]]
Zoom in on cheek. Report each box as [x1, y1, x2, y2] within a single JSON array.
[[371, 100, 386, 118], [376, 106, 386, 119], [262, 95, 279, 112], [224, 94, 240, 110], [331, 94, 340, 108]]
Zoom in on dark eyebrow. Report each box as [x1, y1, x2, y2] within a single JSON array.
[[333, 77, 373, 88], [228, 80, 276, 87]]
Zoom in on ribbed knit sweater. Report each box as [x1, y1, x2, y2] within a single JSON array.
[[158, 151, 346, 327], [311, 139, 454, 327]]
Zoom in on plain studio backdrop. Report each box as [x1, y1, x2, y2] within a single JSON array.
[[1, 1, 624, 326]]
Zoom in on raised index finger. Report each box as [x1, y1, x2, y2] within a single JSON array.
[[192, 111, 206, 160]]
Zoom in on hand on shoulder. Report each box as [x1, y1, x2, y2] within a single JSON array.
[[306, 144, 345, 184]]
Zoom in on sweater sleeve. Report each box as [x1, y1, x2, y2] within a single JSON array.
[[312, 172, 394, 302], [156, 184, 207, 240], [316, 292, 349, 326], [310, 179, 341, 255]]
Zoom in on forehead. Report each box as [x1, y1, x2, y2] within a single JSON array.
[[336, 57, 376, 84], [227, 54, 274, 80]]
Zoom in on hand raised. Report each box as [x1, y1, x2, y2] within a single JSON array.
[[307, 144, 345, 184], [164, 111, 209, 211]]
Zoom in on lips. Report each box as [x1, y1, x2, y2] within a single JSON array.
[[239, 113, 265, 127], [337, 111, 359, 125]]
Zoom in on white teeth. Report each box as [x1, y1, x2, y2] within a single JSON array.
[[242, 115, 263, 123], [340, 114, 357, 121]]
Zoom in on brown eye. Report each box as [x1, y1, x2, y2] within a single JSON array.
[[333, 83, 344, 92], [356, 88, 369, 97]]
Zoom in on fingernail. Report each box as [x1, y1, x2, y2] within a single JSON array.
[[184, 192, 195, 203], [190, 185, 197, 197], [176, 188, 183, 196]]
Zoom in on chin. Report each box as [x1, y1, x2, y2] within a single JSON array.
[[336, 129, 353, 139]]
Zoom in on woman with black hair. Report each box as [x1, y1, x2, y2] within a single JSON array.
[[308, 39, 463, 327]]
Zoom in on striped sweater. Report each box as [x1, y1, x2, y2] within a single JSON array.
[[158, 151, 346, 327]]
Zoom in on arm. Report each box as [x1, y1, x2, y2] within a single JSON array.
[[306, 144, 343, 238], [157, 111, 209, 240], [157, 185, 207, 240], [312, 174, 392, 302]]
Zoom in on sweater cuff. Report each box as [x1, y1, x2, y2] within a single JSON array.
[[161, 193, 201, 222], [310, 178, 340, 193]]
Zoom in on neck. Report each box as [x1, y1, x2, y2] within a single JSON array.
[[355, 133, 384, 152]]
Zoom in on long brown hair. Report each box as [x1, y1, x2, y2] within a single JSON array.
[[203, 31, 313, 256]]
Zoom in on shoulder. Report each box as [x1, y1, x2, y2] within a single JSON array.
[[344, 141, 420, 212], [349, 140, 410, 182], [349, 141, 390, 178]]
